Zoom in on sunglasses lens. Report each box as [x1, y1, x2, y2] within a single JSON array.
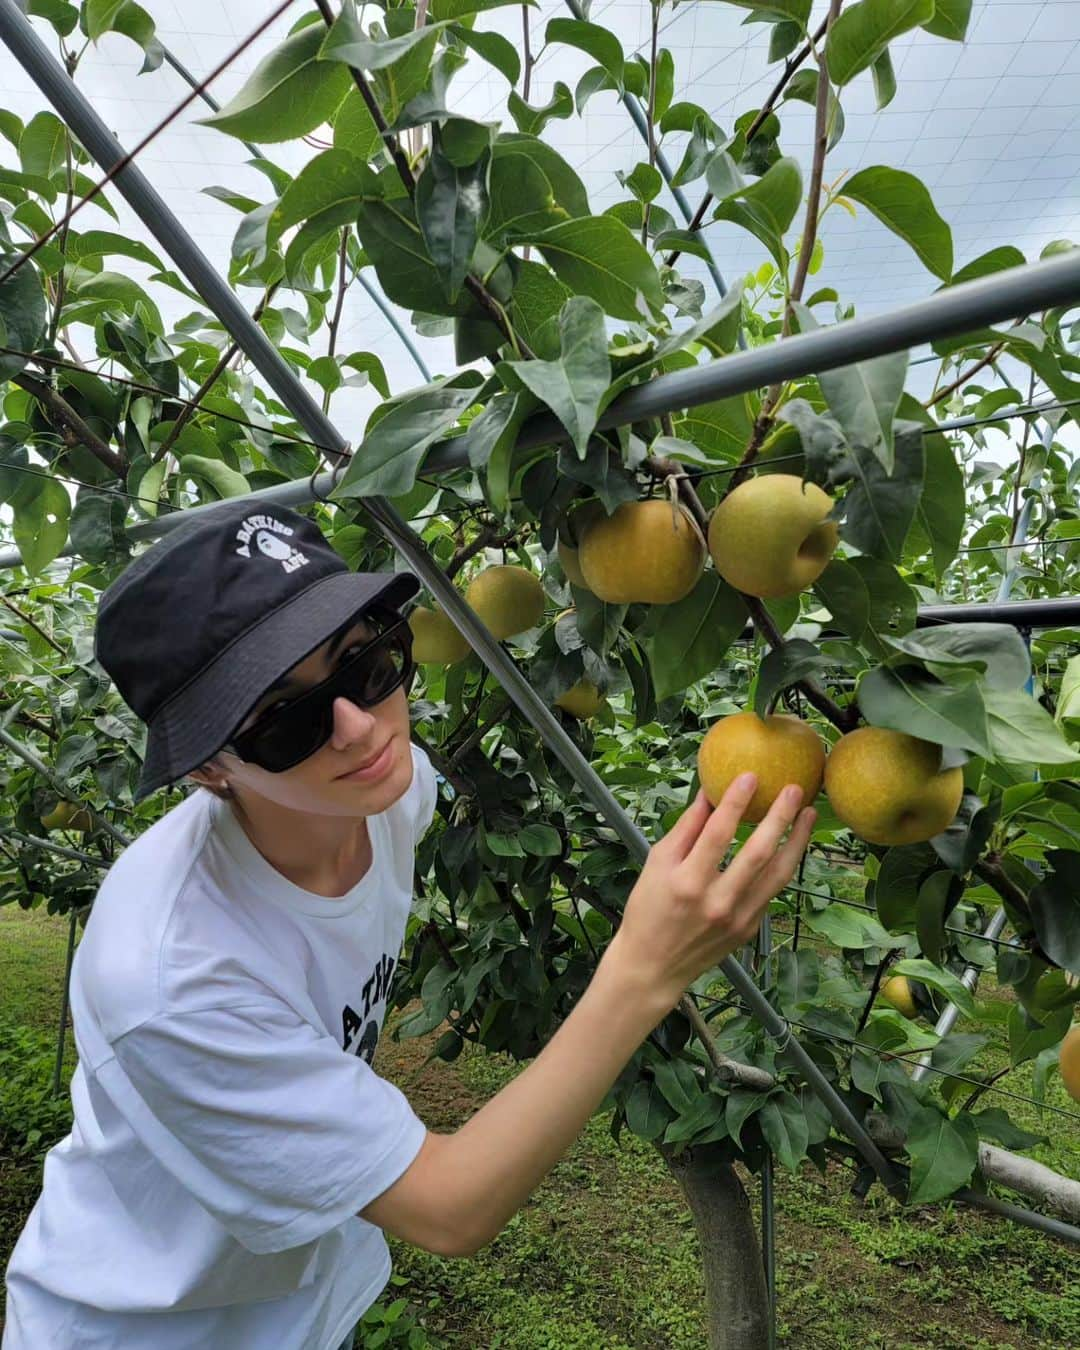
[[233, 623, 414, 773]]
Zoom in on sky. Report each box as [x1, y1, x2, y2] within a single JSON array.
[[0, 0, 1078, 471]]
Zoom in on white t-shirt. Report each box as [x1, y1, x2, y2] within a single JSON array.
[[3, 744, 439, 1350]]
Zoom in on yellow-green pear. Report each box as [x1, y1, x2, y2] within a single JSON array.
[[578, 499, 705, 605], [697, 711, 825, 824], [555, 679, 606, 720], [465, 564, 545, 640], [824, 727, 963, 847], [1060, 1025, 1080, 1103], [880, 975, 918, 1019], [39, 800, 93, 832], [409, 606, 470, 664], [708, 474, 838, 598]]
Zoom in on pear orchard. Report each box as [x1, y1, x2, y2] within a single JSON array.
[[409, 477, 961, 849]]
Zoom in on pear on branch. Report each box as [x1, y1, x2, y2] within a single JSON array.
[[824, 727, 963, 847], [465, 564, 546, 640], [708, 473, 838, 598], [578, 498, 705, 605], [409, 606, 471, 665]]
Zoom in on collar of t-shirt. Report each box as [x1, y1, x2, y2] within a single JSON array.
[[209, 794, 387, 921]]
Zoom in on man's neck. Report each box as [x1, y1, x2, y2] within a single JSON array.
[[227, 793, 373, 898]]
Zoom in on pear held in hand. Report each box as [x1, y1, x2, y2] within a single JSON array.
[[708, 474, 838, 599], [824, 727, 963, 847], [578, 499, 705, 605], [697, 711, 826, 824]]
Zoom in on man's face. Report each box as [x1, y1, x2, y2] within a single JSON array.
[[209, 613, 414, 817]]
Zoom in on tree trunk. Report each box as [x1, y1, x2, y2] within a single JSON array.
[[655, 1141, 769, 1350]]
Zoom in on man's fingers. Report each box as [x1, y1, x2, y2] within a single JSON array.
[[737, 807, 817, 917], [681, 773, 759, 879], [655, 788, 714, 863], [722, 783, 806, 889]]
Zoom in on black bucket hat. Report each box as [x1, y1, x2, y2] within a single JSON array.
[[94, 500, 419, 800]]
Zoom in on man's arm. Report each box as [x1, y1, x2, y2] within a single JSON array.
[[363, 772, 815, 1259]]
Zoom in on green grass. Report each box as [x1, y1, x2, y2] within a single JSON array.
[[2, 905, 1078, 1349]]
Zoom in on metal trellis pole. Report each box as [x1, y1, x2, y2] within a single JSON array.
[[911, 422, 1051, 1082], [0, 0, 910, 1203]]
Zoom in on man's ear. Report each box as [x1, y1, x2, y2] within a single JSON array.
[[187, 757, 233, 797]]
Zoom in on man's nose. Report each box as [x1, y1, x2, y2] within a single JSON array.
[[330, 696, 378, 748]]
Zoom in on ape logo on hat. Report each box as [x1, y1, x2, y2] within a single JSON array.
[[233, 513, 310, 574]]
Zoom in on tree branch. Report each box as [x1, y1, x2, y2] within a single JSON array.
[[925, 340, 1006, 410], [14, 373, 125, 477], [312, 0, 533, 358], [743, 594, 857, 732], [1, 595, 65, 654], [664, 12, 831, 268]]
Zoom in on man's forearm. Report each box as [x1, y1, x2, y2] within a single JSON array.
[[444, 943, 678, 1253]]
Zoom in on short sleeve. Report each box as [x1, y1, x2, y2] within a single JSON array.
[[102, 999, 427, 1255], [410, 744, 438, 844]]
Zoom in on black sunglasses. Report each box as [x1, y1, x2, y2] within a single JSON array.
[[224, 611, 415, 773]]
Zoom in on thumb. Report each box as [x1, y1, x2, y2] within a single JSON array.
[[654, 788, 712, 863]]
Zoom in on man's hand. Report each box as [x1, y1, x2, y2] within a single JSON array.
[[605, 772, 816, 1011]]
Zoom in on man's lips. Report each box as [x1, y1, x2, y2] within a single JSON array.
[[334, 739, 394, 780]]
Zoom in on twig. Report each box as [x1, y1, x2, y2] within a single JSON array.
[[1, 596, 65, 654], [445, 523, 502, 582], [323, 229, 352, 414], [13, 373, 125, 477], [925, 340, 1006, 410], [448, 695, 511, 767], [47, 132, 75, 345], [311, 0, 533, 358], [641, 0, 659, 248], [664, 12, 831, 269], [856, 948, 903, 1034], [409, 728, 473, 798], [743, 595, 857, 732]]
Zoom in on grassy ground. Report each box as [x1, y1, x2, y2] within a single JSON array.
[[1, 904, 1078, 1348]]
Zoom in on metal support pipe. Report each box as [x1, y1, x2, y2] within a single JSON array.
[[0, 0, 909, 1199], [912, 422, 1050, 1081]]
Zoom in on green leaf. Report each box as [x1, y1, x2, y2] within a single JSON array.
[[711, 156, 803, 268], [725, 1, 811, 22], [911, 425, 964, 576], [675, 395, 756, 461], [508, 83, 573, 136], [826, 0, 935, 87], [493, 135, 590, 218], [874, 844, 939, 933], [273, 149, 381, 244], [522, 217, 664, 322], [1007, 1004, 1072, 1067], [1028, 851, 1080, 976], [985, 689, 1080, 767], [342, 351, 390, 399], [25, 0, 78, 38], [0, 249, 47, 381], [753, 639, 830, 718], [857, 665, 992, 757], [916, 870, 953, 967], [905, 1106, 979, 1205], [199, 25, 351, 143], [890, 958, 977, 1021], [449, 23, 520, 85], [18, 112, 66, 179], [849, 556, 916, 642], [68, 230, 164, 271], [415, 137, 489, 301], [654, 47, 675, 120], [355, 199, 476, 317], [870, 47, 896, 110], [819, 347, 908, 474], [842, 167, 953, 281], [803, 904, 894, 951], [882, 625, 1031, 690], [507, 258, 572, 360], [332, 88, 384, 164], [922, 0, 972, 41], [505, 296, 610, 457], [484, 152, 565, 243], [520, 823, 562, 856], [647, 574, 747, 702], [545, 18, 624, 91], [813, 559, 870, 640], [334, 382, 478, 499], [319, 3, 450, 71], [625, 1078, 673, 1141], [179, 454, 249, 500], [969, 1107, 1046, 1151], [69, 491, 129, 564], [759, 1093, 809, 1172], [12, 476, 70, 574], [431, 0, 530, 17], [93, 0, 162, 71], [840, 429, 923, 562]]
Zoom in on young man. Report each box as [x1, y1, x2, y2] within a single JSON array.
[[3, 501, 815, 1350]]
